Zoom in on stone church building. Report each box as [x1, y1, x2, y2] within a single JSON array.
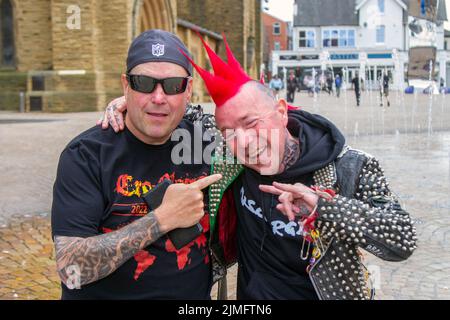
[[0, 0, 262, 112]]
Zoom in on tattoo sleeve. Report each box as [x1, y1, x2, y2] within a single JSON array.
[[54, 211, 162, 288]]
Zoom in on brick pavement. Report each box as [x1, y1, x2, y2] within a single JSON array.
[[347, 132, 450, 300], [0, 214, 60, 300]]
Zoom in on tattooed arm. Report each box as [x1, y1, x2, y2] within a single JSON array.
[[54, 174, 222, 288], [54, 212, 162, 288]]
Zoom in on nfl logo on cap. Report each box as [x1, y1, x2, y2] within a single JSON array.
[[127, 30, 192, 75], [152, 43, 165, 57]]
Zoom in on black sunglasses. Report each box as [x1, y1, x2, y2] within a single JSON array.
[[126, 74, 190, 95]]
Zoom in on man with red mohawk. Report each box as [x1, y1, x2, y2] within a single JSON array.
[[103, 32, 417, 300]]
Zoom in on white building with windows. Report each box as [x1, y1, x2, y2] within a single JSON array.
[[272, 0, 450, 89]]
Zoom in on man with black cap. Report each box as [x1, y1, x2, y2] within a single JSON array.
[[51, 29, 221, 299]]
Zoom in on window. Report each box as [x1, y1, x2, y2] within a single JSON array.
[[331, 30, 338, 47], [378, 0, 385, 14], [299, 30, 315, 48], [339, 30, 347, 47], [273, 23, 281, 35], [1, 0, 15, 67], [274, 41, 281, 51], [348, 30, 355, 47], [323, 29, 355, 48], [323, 30, 330, 47], [376, 25, 385, 44], [306, 31, 315, 47]]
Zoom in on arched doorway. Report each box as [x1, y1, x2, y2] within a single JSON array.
[[0, 0, 15, 67], [131, 0, 175, 38]]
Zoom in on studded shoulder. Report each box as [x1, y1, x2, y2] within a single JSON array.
[[317, 156, 418, 261]]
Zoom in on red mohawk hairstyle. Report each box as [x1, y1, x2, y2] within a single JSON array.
[[179, 31, 252, 107], [180, 31, 300, 110]]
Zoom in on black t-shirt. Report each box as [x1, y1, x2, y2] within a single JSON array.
[[51, 121, 213, 300], [231, 110, 344, 300], [233, 170, 318, 300]]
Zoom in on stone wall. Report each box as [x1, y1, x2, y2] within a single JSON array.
[[0, 72, 27, 111], [12, 0, 53, 71], [50, 0, 96, 71], [1, 0, 261, 112], [177, 0, 262, 79]]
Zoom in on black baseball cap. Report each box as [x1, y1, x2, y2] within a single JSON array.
[[126, 29, 193, 76]]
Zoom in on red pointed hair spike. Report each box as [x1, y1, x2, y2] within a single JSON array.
[[178, 42, 214, 78], [182, 32, 254, 107], [179, 46, 241, 107], [178, 47, 213, 81], [194, 30, 236, 80], [220, 33, 252, 85], [222, 33, 246, 74]]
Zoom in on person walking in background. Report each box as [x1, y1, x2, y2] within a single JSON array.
[[286, 71, 298, 103], [379, 70, 391, 107], [319, 74, 326, 92], [305, 76, 315, 97], [269, 74, 284, 97], [351, 72, 363, 106], [326, 75, 333, 96], [335, 74, 342, 98], [295, 68, 302, 92]]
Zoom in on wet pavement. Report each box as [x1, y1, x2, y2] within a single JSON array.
[[347, 132, 450, 299], [0, 90, 449, 299]]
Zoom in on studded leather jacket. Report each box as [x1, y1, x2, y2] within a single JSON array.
[[184, 105, 417, 300]]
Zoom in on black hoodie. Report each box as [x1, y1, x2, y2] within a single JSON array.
[[233, 109, 345, 300]]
